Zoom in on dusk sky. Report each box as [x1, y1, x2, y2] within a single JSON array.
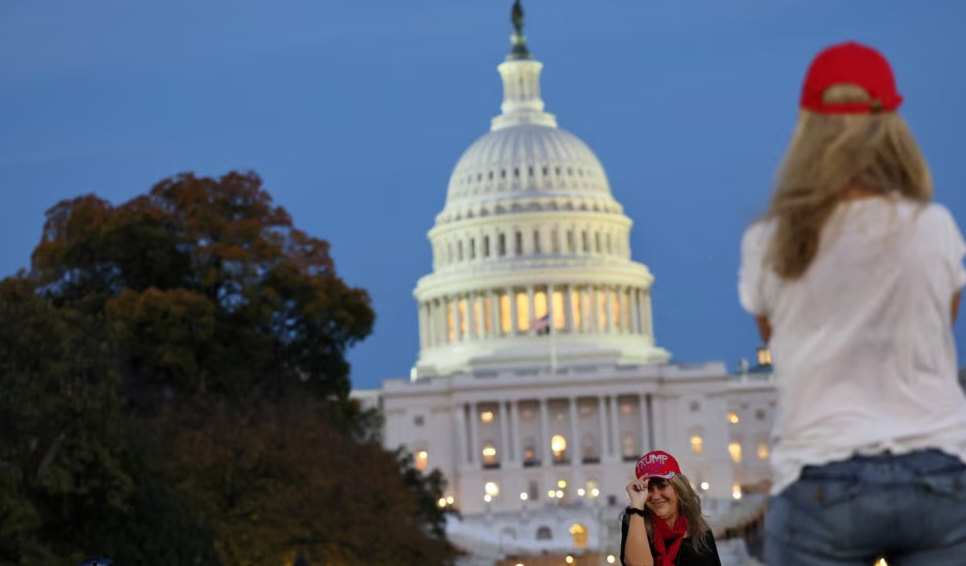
[[2, 0, 964, 390]]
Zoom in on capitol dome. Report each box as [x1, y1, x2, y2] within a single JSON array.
[[412, 7, 669, 378]]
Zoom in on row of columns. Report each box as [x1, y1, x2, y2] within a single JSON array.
[[418, 284, 653, 348], [455, 394, 653, 470]]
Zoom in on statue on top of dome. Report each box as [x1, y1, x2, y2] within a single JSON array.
[[508, 0, 532, 60], [511, 0, 525, 35]]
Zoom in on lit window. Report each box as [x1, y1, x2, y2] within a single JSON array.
[[516, 292, 529, 332], [415, 450, 429, 471], [534, 291, 548, 322], [729, 441, 743, 463], [757, 347, 772, 365], [732, 484, 742, 500], [570, 289, 582, 329], [552, 290, 565, 329], [500, 294, 512, 334], [569, 524, 588, 548], [551, 434, 567, 455], [690, 435, 704, 455], [482, 444, 497, 465], [757, 442, 770, 460], [728, 412, 739, 424], [458, 300, 467, 338], [480, 411, 494, 423]]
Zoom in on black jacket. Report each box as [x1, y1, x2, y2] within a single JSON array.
[[619, 513, 722, 566]]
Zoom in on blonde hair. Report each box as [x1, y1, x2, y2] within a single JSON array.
[[643, 474, 713, 555], [765, 83, 932, 280]]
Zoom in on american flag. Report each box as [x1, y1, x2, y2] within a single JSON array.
[[530, 314, 550, 335]]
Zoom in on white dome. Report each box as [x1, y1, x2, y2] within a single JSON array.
[[445, 124, 615, 207], [411, 28, 669, 378]]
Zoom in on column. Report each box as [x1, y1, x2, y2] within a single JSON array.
[[527, 285, 536, 331], [564, 284, 574, 333], [489, 290, 499, 339], [631, 289, 641, 334], [569, 397, 580, 466], [639, 394, 651, 453], [539, 398, 551, 466], [605, 286, 614, 333], [451, 296, 461, 342], [509, 287, 518, 335], [466, 292, 477, 340], [598, 396, 609, 459], [547, 284, 555, 331], [499, 400, 511, 467], [609, 395, 621, 459], [455, 403, 469, 467], [510, 400, 521, 464], [469, 402, 480, 466], [614, 285, 623, 333], [418, 302, 428, 349], [590, 286, 599, 332], [641, 289, 654, 338]]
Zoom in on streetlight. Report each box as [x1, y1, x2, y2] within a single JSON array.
[[606, 556, 616, 564], [484, 495, 492, 503], [565, 556, 574, 564], [520, 492, 529, 501], [577, 488, 586, 497], [591, 488, 600, 498]]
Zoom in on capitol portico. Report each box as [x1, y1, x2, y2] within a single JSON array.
[[352, 3, 776, 564]]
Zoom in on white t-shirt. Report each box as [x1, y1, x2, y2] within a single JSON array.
[[738, 197, 966, 495]]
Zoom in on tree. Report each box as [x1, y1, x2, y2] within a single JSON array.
[[30, 171, 375, 407], [167, 400, 457, 566]]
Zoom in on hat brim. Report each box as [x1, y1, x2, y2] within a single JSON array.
[[640, 471, 675, 480]]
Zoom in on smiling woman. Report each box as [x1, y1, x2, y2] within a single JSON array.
[[620, 451, 721, 566]]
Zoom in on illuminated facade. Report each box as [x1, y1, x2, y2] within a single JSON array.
[[351, 5, 775, 564]]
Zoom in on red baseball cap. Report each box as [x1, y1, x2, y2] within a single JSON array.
[[635, 450, 682, 480], [800, 41, 903, 114]]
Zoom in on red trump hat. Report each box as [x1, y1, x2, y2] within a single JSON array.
[[800, 41, 902, 114], [635, 450, 681, 480]]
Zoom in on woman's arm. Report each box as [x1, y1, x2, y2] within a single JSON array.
[[622, 512, 654, 566], [755, 315, 771, 344]]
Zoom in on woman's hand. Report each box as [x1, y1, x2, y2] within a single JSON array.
[[625, 478, 648, 510]]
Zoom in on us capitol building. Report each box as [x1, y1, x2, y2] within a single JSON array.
[[352, 4, 776, 565]]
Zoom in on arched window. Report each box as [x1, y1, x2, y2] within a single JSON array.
[[570, 524, 588, 548], [551, 434, 568, 463], [523, 436, 538, 466], [536, 526, 553, 540], [582, 433, 599, 464]]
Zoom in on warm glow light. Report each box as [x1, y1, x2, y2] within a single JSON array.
[[557, 480, 567, 488], [481, 411, 494, 423], [482, 446, 497, 457], [577, 488, 586, 496], [607, 556, 616, 564], [732, 484, 742, 500], [757, 442, 770, 460], [446, 496, 454, 504], [551, 435, 567, 453], [415, 450, 428, 471], [729, 441, 743, 463], [548, 490, 557, 498], [556, 490, 564, 498], [591, 488, 600, 498], [700, 482, 709, 491], [565, 557, 574, 564], [485, 482, 499, 496], [728, 412, 739, 424], [484, 495, 492, 503], [875, 559, 888, 566], [690, 435, 704, 455], [520, 492, 528, 501], [437, 497, 446, 508]]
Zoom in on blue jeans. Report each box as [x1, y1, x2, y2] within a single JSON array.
[[765, 449, 966, 566]]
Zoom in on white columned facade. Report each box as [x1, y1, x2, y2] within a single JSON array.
[[598, 396, 609, 459], [499, 399, 510, 467], [510, 400, 521, 465]]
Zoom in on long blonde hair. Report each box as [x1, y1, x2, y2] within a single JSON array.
[[765, 83, 932, 280], [643, 474, 713, 555]]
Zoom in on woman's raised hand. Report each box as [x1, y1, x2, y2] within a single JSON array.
[[625, 478, 648, 510]]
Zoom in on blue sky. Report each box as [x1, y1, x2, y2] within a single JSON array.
[[1, 0, 964, 390]]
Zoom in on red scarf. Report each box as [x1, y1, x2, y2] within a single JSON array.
[[652, 514, 688, 566]]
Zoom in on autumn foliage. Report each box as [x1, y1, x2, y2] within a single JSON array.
[[0, 172, 456, 566]]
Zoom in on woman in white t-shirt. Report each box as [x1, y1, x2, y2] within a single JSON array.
[[739, 41, 966, 566]]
